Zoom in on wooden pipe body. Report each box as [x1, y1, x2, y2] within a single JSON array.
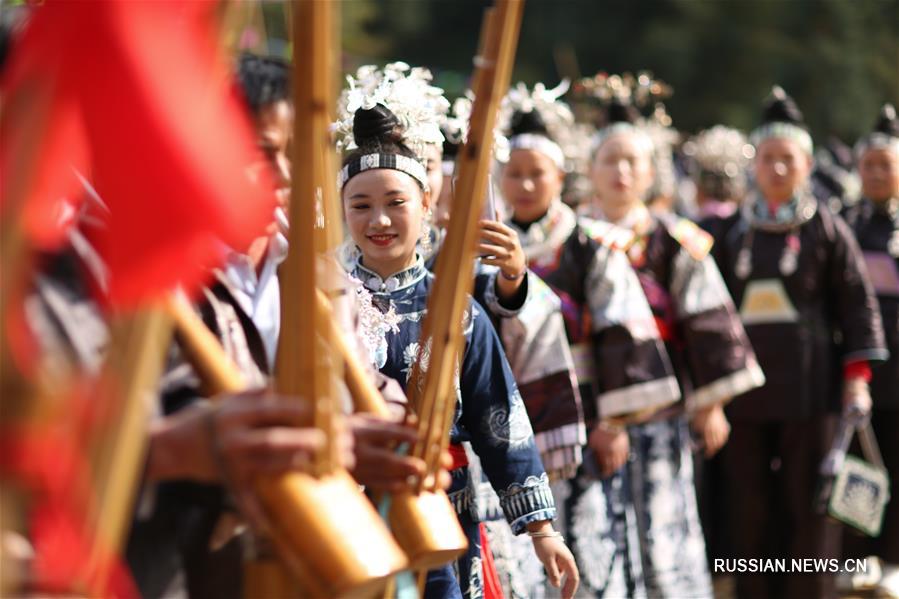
[[166, 294, 408, 595]]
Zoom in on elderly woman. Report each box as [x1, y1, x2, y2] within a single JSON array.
[[703, 87, 887, 599]]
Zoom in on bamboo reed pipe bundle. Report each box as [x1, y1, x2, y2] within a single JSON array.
[[167, 289, 384, 417], [170, 284, 467, 574], [254, 1, 407, 595], [314, 291, 468, 570], [407, 0, 526, 490]]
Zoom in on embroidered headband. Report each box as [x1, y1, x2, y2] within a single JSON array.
[[854, 104, 899, 160], [338, 152, 430, 191], [749, 122, 814, 156], [498, 81, 573, 168], [508, 132, 565, 169], [591, 122, 654, 156], [854, 133, 899, 160]]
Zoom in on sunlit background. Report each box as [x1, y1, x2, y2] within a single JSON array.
[[237, 0, 898, 142]]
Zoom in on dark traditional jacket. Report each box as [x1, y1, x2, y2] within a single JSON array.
[[426, 242, 584, 482], [583, 204, 764, 413], [702, 192, 888, 421], [26, 235, 109, 377], [843, 197, 899, 409], [508, 201, 680, 424]]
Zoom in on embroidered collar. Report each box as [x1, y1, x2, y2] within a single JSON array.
[[583, 202, 654, 238], [508, 200, 577, 264], [353, 255, 427, 293], [743, 190, 817, 232]]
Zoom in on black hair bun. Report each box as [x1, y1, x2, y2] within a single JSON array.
[[509, 109, 551, 138], [237, 53, 290, 112], [760, 85, 806, 128], [874, 103, 899, 137], [442, 137, 460, 160], [603, 99, 640, 126], [353, 104, 403, 147]]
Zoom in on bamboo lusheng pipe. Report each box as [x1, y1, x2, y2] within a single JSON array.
[[258, 0, 407, 594], [407, 0, 526, 491], [86, 307, 174, 594], [314, 291, 468, 570], [276, 0, 340, 476]]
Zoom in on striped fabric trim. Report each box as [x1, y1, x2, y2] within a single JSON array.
[[596, 375, 681, 419], [539, 446, 584, 482], [472, 480, 504, 523], [508, 508, 557, 536], [685, 361, 766, 411], [570, 342, 596, 385], [534, 422, 587, 453], [448, 487, 472, 515], [535, 423, 586, 482]]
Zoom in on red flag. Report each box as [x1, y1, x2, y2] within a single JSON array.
[[0, 379, 138, 598], [1, 1, 279, 594], [1, 0, 278, 305]]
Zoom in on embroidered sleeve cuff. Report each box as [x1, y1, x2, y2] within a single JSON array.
[[500, 473, 556, 534], [596, 376, 680, 419], [685, 361, 766, 411], [484, 270, 530, 318], [843, 349, 890, 366], [509, 508, 557, 535]]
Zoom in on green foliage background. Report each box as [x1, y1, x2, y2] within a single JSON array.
[[266, 0, 899, 142]]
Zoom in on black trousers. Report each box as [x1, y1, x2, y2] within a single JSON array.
[[722, 416, 840, 599]]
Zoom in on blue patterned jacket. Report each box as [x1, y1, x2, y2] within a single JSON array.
[[351, 257, 555, 534]]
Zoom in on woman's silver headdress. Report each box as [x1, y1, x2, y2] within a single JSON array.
[[497, 81, 575, 170], [333, 61, 451, 161]]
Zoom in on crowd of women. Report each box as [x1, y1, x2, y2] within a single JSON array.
[[7, 26, 898, 599]]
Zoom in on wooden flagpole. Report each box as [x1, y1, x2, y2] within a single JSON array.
[[85, 308, 173, 594]]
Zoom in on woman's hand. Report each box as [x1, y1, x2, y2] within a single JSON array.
[[477, 220, 527, 300], [349, 414, 425, 493], [690, 403, 731, 458], [842, 377, 872, 416], [588, 422, 629, 478], [527, 521, 580, 599]]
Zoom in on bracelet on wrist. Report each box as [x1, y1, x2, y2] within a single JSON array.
[[598, 420, 625, 433], [527, 530, 564, 540], [501, 269, 525, 281]]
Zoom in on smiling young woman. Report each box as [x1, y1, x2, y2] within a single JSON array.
[[339, 103, 577, 599], [343, 166, 430, 281]]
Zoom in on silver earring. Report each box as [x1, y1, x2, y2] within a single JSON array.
[[419, 209, 434, 257]]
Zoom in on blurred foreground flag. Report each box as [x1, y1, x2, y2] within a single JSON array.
[[1, 0, 277, 305]]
